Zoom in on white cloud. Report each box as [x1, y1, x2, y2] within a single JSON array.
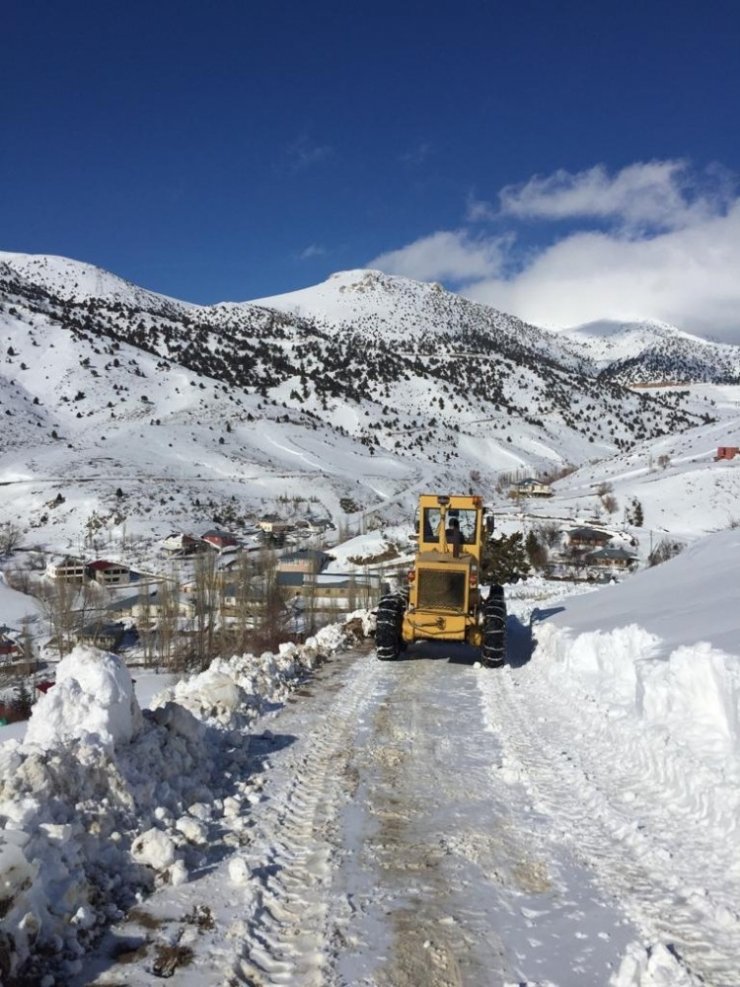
[[465, 193, 497, 223], [369, 161, 740, 341], [401, 142, 432, 166], [464, 202, 740, 340], [499, 160, 732, 232], [299, 244, 326, 260], [369, 230, 505, 283], [286, 135, 332, 170]]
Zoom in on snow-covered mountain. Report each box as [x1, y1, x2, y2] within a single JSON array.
[[560, 318, 740, 385], [0, 252, 729, 549]]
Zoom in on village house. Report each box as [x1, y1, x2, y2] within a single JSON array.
[[277, 570, 382, 610], [257, 515, 292, 536], [585, 546, 638, 569], [0, 626, 22, 660], [293, 516, 333, 536], [568, 527, 614, 550], [276, 549, 332, 575], [219, 583, 255, 617], [201, 528, 240, 552], [46, 556, 88, 582], [161, 532, 210, 556], [715, 446, 739, 461], [103, 590, 154, 621], [131, 589, 195, 622], [75, 619, 126, 651], [87, 560, 133, 586], [512, 478, 553, 498]]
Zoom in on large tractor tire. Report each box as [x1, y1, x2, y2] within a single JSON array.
[[375, 593, 406, 661], [481, 585, 506, 668]]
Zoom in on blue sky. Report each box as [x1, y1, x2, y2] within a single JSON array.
[[3, 0, 740, 336]]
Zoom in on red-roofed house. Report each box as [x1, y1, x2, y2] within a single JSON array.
[[715, 446, 739, 461], [201, 529, 240, 552]]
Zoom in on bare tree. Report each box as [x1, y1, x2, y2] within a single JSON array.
[[648, 538, 685, 567], [18, 618, 37, 677], [136, 587, 156, 667], [250, 547, 289, 652], [230, 552, 256, 653], [38, 578, 79, 657], [602, 494, 619, 514], [192, 552, 221, 670], [0, 522, 22, 555], [535, 522, 562, 548], [156, 577, 181, 670]]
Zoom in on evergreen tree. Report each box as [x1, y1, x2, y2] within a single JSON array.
[[525, 530, 548, 570], [481, 532, 531, 584], [627, 497, 644, 527]]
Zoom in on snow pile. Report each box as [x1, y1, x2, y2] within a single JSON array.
[[25, 646, 144, 751], [611, 941, 702, 986], [532, 531, 740, 836], [0, 614, 366, 982], [150, 619, 359, 728]]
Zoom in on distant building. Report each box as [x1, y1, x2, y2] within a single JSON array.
[[46, 556, 87, 582], [715, 446, 739, 461], [512, 478, 552, 497], [293, 517, 333, 535], [257, 515, 292, 535], [75, 620, 125, 651], [161, 533, 208, 556], [586, 546, 637, 569], [0, 626, 21, 659], [87, 560, 132, 586], [201, 529, 240, 552], [276, 570, 383, 608], [568, 527, 613, 549], [277, 549, 332, 574]]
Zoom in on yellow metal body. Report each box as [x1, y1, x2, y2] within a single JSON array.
[[401, 494, 486, 645]]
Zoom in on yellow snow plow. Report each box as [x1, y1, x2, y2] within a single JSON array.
[[376, 494, 506, 667]]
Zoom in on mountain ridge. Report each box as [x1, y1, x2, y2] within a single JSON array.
[[0, 251, 728, 548]]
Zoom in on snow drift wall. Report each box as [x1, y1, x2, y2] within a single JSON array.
[[534, 619, 740, 836], [0, 616, 368, 983]]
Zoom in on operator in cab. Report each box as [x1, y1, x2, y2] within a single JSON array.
[[446, 517, 464, 557]]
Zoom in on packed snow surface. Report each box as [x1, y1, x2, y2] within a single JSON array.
[[0, 536, 738, 984]]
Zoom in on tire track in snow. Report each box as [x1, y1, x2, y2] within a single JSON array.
[[332, 651, 635, 987], [348, 661, 507, 986], [225, 652, 383, 985], [478, 606, 740, 986]]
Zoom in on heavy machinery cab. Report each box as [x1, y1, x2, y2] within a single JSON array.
[[397, 494, 493, 647], [415, 493, 486, 563]]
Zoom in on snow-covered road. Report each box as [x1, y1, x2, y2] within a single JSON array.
[[10, 551, 730, 987], [75, 609, 680, 986]]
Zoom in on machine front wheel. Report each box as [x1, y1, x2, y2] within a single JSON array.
[[375, 593, 405, 661]]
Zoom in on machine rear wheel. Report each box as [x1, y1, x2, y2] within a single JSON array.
[[481, 585, 506, 667], [375, 593, 405, 661]]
